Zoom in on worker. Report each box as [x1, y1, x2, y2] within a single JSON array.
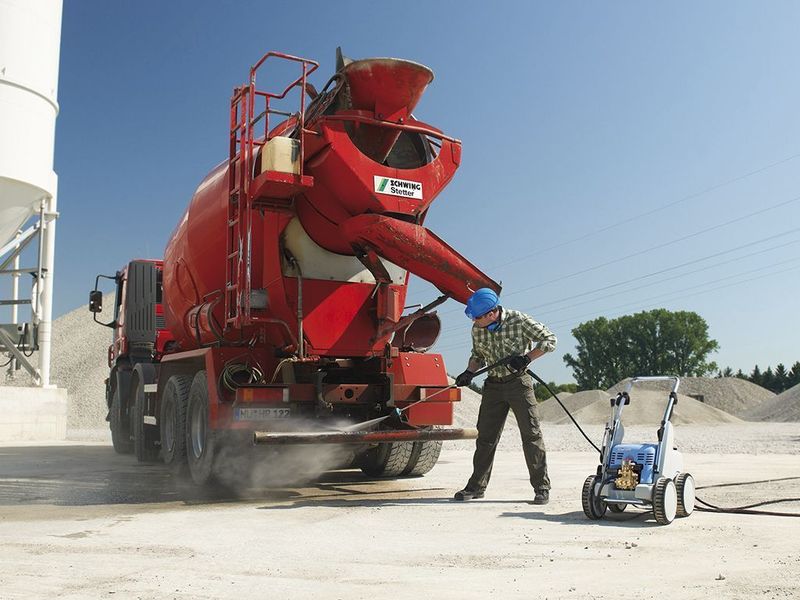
[[453, 288, 557, 504]]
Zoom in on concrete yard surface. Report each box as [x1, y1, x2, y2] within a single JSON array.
[[0, 442, 799, 600]]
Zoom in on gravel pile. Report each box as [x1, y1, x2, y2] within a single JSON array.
[[607, 377, 774, 418], [1, 299, 112, 440], [557, 389, 742, 425], [502, 423, 798, 454], [453, 381, 750, 455], [537, 389, 608, 422], [447, 415, 799, 454], [742, 383, 800, 422], [455, 384, 741, 428]]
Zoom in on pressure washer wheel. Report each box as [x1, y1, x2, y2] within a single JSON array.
[[652, 477, 678, 525], [582, 475, 607, 520], [675, 472, 696, 517]]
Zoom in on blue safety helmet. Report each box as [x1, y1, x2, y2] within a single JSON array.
[[464, 288, 499, 319]]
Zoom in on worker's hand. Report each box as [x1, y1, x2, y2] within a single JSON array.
[[507, 354, 531, 373], [455, 370, 475, 387]]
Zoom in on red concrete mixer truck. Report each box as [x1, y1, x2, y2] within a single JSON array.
[[89, 50, 501, 485]]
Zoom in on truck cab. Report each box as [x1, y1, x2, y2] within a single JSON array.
[[89, 259, 173, 454]]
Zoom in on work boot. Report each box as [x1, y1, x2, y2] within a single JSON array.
[[533, 489, 549, 505], [453, 488, 484, 501]]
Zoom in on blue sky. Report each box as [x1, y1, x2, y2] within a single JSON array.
[[45, 1, 800, 384]]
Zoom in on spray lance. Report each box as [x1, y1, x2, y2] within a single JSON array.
[[340, 356, 519, 432]]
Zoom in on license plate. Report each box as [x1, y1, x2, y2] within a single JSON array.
[[235, 407, 291, 421]]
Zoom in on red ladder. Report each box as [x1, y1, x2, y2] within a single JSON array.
[[225, 52, 318, 332]]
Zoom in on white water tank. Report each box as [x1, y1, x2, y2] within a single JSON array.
[[0, 0, 63, 248]]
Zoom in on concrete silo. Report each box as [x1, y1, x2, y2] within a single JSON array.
[[0, 0, 65, 439]]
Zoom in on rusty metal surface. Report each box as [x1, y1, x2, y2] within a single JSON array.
[[253, 427, 478, 445]]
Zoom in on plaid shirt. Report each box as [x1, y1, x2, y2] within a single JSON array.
[[470, 307, 557, 378]]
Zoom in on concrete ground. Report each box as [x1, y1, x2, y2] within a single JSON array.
[[0, 442, 799, 600]]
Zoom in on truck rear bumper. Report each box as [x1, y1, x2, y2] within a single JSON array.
[[253, 427, 477, 445]]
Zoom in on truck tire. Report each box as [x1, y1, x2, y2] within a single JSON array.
[[185, 371, 217, 485], [160, 375, 192, 470], [133, 376, 160, 463], [402, 440, 442, 476], [110, 386, 133, 455], [359, 442, 413, 477]]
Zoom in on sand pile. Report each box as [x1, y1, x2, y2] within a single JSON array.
[[537, 389, 608, 422], [607, 377, 774, 417], [742, 383, 800, 422], [1, 300, 111, 438], [555, 389, 742, 426]]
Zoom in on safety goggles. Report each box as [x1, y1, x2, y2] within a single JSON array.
[[472, 308, 497, 321]]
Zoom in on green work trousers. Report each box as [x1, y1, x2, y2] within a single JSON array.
[[466, 374, 550, 493]]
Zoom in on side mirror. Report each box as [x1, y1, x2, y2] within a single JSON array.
[[89, 290, 103, 313]]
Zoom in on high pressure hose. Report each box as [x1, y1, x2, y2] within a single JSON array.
[[526, 369, 601, 454], [694, 477, 800, 517], [220, 358, 265, 391]]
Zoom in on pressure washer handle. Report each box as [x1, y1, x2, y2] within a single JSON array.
[[471, 356, 514, 377]]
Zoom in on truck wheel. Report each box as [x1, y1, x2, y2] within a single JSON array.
[[359, 442, 413, 477], [675, 472, 695, 517], [160, 375, 192, 470], [652, 477, 678, 525], [402, 440, 443, 476], [582, 475, 606, 519], [110, 386, 133, 455], [133, 376, 160, 463], [185, 371, 217, 485]]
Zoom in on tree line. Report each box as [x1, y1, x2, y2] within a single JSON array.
[[716, 363, 800, 394]]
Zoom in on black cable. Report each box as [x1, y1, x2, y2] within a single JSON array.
[[17, 333, 35, 358], [696, 499, 800, 518], [694, 477, 800, 517], [526, 369, 602, 454], [697, 476, 800, 489]]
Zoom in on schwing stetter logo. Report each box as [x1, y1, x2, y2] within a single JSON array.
[[373, 176, 423, 200]]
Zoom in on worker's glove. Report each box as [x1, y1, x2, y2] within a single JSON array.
[[455, 370, 475, 387], [507, 354, 532, 373]]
